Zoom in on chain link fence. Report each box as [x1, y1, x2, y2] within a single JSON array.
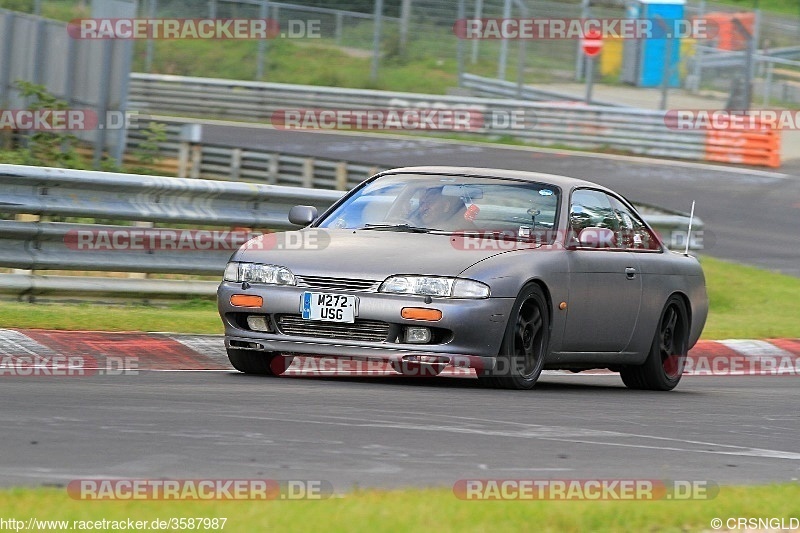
[[3, 0, 800, 107], [684, 2, 800, 107]]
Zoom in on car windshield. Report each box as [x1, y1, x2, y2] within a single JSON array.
[[317, 173, 560, 237]]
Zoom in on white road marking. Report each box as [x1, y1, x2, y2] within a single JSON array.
[[719, 339, 795, 364], [207, 411, 800, 463], [477, 464, 573, 471], [0, 329, 58, 357]]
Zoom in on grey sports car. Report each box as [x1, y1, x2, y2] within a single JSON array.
[[217, 166, 707, 390]]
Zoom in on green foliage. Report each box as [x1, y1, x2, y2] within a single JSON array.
[[11, 80, 84, 168], [0, 148, 37, 165], [131, 121, 168, 168], [0, 81, 166, 173]]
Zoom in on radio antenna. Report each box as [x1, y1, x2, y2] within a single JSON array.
[[684, 201, 695, 256]]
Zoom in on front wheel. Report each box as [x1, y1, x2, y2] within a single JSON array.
[[620, 295, 689, 391], [227, 348, 293, 376], [478, 284, 550, 390]]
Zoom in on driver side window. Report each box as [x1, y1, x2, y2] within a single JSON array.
[[569, 189, 620, 249]]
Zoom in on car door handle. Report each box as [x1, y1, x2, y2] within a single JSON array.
[[625, 267, 637, 280]]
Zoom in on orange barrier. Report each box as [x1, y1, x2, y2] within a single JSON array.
[[704, 119, 781, 168], [700, 12, 755, 51]]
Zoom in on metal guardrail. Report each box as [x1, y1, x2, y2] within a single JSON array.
[[128, 74, 714, 163], [461, 74, 626, 107], [0, 164, 340, 226], [125, 118, 382, 190], [0, 220, 231, 274], [0, 164, 340, 301], [693, 45, 800, 69], [0, 164, 702, 301]]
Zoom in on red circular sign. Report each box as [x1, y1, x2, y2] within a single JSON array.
[[581, 29, 603, 57]]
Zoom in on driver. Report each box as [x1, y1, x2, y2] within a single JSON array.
[[412, 187, 468, 228]]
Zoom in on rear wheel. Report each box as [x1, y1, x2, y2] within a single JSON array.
[[227, 348, 293, 376], [478, 284, 550, 390], [620, 295, 689, 391]]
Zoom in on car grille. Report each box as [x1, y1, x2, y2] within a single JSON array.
[[295, 275, 381, 292], [276, 314, 391, 343]]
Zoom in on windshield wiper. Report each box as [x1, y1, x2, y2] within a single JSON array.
[[357, 223, 435, 233]]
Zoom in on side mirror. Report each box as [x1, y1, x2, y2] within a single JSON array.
[[288, 205, 318, 226]]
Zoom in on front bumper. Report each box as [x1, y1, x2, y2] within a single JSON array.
[[217, 281, 514, 368]]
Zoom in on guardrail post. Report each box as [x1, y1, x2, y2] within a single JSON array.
[[335, 11, 343, 45], [178, 140, 189, 178], [335, 162, 348, 190], [128, 221, 153, 279], [190, 144, 202, 179], [302, 158, 315, 188], [230, 148, 242, 181], [179, 124, 203, 179], [268, 153, 279, 184], [12, 214, 39, 275]]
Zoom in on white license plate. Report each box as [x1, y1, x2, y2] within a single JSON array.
[[300, 292, 357, 323]]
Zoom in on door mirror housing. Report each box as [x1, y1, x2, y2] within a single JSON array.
[[288, 205, 318, 226]]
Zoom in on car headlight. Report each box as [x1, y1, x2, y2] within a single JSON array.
[[379, 276, 489, 299], [223, 262, 296, 285]]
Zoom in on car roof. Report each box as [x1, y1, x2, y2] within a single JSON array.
[[378, 166, 607, 192]]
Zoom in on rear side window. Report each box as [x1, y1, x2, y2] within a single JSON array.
[[607, 195, 662, 251]]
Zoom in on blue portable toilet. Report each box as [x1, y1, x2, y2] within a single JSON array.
[[621, 0, 685, 87]]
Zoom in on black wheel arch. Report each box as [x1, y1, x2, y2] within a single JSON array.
[[520, 278, 553, 326], [670, 290, 692, 335]]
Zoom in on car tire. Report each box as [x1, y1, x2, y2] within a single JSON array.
[[227, 348, 293, 376], [620, 295, 689, 391], [478, 284, 550, 390]]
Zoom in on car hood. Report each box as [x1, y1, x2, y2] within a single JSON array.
[[233, 228, 513, 280]]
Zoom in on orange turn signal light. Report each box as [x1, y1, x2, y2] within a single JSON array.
[[230, 294, 263, 308], [401, 307, 442, 321]]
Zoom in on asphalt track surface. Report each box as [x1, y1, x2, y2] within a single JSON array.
[[203, 125, 800, 276], [2, 133, 800, 493], [1, 330, 799, 489], [2, 372, 799, 490]]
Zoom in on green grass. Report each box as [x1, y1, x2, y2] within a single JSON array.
[[716, 0, 800, 16], [0, 256, 798, 339], [700, 256, 800, 339], [0, 484, 798, 532], [0, 298, 221, 333]]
